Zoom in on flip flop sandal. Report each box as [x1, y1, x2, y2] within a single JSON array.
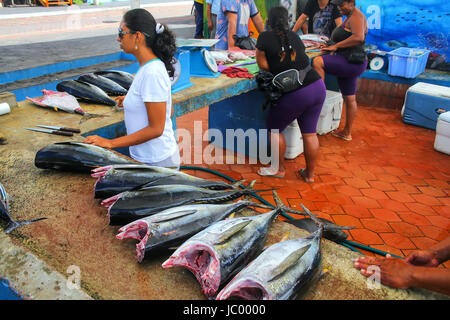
[[298, 168, 314, 183], [257, 167, 285, 178], [332, 130, 352, 141]]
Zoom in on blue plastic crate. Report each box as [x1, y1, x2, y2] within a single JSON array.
[[387, 47, 430, 78]]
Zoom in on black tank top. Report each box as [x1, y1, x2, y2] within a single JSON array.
[[331, 18, 365, 55]]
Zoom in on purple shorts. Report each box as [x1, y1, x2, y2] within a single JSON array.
[[267, 79, 326, 134], [322, 54, 368, 96]]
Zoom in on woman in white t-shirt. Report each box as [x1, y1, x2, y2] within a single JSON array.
[[83, 9, 180, 169]]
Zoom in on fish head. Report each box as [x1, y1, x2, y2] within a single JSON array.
[[162, 241, 221, 297]]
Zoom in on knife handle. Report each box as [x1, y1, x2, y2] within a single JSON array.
[[60, 127, 81, 133], [54, 130, 74, 136]]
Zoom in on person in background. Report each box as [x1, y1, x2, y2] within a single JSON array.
[[194, 0, 205, 39], [215, 0, 265, 50], [292, 0, 342, 39], [312, 0, 367, 141], [354, 236, 450, 296], [256, 6, 326, 182], [83, 9, 180, 169], [206, 0, 220, 39]]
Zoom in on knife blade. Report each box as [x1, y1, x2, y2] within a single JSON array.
[[36, 125, 81, 133], [25, 128, 74, 137]]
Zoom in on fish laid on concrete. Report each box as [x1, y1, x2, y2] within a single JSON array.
[[35, 142, 136, 173], [56, 80, 116, 106], [102, 181, 271, 226], [161, 192, 282, 298], [286, 217, 354, 243], [78, 73, 128, 96], [26, 89, 85, 115], [216, 204, 323, 300], [93, 70, 134, 90], [91, 164, 239, 199], [117, 200, 272, 262], [0, 182, 46, 234]]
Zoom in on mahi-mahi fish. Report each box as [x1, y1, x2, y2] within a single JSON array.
[[56, 80, 116, 106], [35, 142, 136, 173], [102, 181, 273, 226], [93, 70, 134, 90], [0, 182, 46, 234], [216, 204, 324, 300], [91, 164, 240, 199], [78, 73, 128, 96], [116, 200, 273, 262], [161, 191, 290, 298]]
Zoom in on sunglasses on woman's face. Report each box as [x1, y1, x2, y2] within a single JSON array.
[[118, 28, 135, 39]]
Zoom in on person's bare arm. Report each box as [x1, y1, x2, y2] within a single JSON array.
[[292, 13, 308, 33], [251, 12, 264, 33], [405, 236, 450, 267], [84, 101, 166, 149], [354, 255, 450, 296], [226, 11, 239, 50], [255, 49, 269, 71]]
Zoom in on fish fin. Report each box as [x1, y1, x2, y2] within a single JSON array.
[[300, 203, 324, 231], [213, 220, 252, 245], [150, 209, 197, 223], [226, 212, 236, 219], [130, 174, 178, 191], [4, 217, 47, 234], [272, 190, 284, 208], [237, 200, 274, 210], [54, 107, 58, 112], [231, 179, 246, 189], [268, 244, 311, 282], [280, 231, 290, 242]]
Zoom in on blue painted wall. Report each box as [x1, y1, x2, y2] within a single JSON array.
[[358, 0, 449, 60]]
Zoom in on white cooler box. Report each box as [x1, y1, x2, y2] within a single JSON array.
[[317, 90, 343, 135], [434, 111, 450, 155]]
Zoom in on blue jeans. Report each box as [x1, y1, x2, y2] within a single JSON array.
[[194, 1, 204, 39]]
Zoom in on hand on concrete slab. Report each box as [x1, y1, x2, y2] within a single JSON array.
[[114, 96, 126, 108]]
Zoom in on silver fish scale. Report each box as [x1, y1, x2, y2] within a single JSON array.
[[219, 230, 321, 300]]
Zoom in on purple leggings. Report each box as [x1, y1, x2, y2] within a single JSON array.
[[322, 54, 368, 96], [267, 79, 326, 134]]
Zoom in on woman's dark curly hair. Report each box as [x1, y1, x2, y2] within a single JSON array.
[[123, 8, 177, 77], [267, 6, 296, 62]]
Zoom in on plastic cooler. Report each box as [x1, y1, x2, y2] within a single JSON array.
[[434, 111, 450, 155], [401, 82, 450, 130], [316, 90, 343, 135], [387, 47, 430, 78]]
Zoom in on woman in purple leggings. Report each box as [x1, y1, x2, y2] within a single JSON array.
[[256, 6, 326, 182], [313, 0, 368, 141]]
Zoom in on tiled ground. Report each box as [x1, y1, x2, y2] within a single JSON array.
[[176, 103, 450, 267]]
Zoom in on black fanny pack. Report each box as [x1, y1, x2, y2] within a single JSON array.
[[233, 32, 257, 50], [339, 46, 367, 64], [272, 65, 312, 93]]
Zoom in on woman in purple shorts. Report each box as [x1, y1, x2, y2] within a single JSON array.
[[256, 6, 326, 182], [313, 0, 368, 141]]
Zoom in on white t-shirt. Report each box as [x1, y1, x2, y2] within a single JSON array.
[[123, 59, 178, 164]]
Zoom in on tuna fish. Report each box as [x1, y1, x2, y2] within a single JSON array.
[[56, 80, 116, 106], [286, 217, 354, 243], [216, 204, 323, 300], [78, 73, 128, 96], [0, 183, 46, 234], [26, 89, 85, 115], [91, 164, 239, 199], [35, 142, 136, 173], [161, 191, 284, 298], [102, 181, 273, 226], [93, 70, 134, 90], [116, 200, 273, 262]]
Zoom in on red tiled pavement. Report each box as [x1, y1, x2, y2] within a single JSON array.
[[176, 104, 450, 264]]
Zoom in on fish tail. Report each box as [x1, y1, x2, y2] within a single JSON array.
[[5, 217, 47, 234], [300, 203, 324, 234], [231, 179, 246, 189]]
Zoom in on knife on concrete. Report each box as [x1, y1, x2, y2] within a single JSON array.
[[25, 128, 74, 137], [36, 125, 81, 133]]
